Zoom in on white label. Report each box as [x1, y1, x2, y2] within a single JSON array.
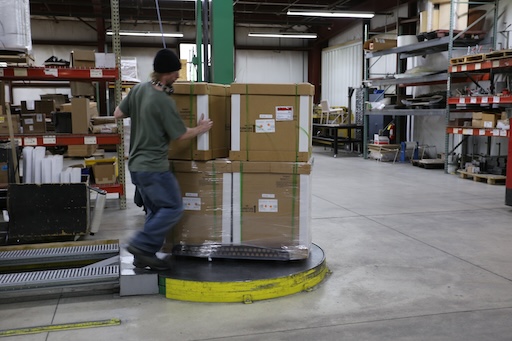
[[84, 136, 97, 144], [36, 114, 43, 122], [183, 197, 201, 211], [483, 121, 493, 128], [259, 114, 273, 119], [459, 98, 465, 104], [451, 66, 457, 73], [90, 69, 103, 78], [14, 68, 28, 77], [479, 129, 486, 136], [15, 138, 22, 146], [23, 137, 37, 146], [470, 97, 477, 104], [462, 129, 472, 135], [0, 69, 3, 77], [493, 96, 500, 103], [258, 199, 278, 213], [481, 97, 488, 104], [44, 68, 58, 77], [461, 65, 467, 71], [43, 136, 56, 144], [475, 63, 481, 70], [492, 129, 500, 136], [185, 192, 198, 197], [500, 130, 507, 137], [493, 61, 499, 67], [261, 193, 275, 199], [24, 118, 34, 124], [275, 106, 293, 121], [255, 119, 275, 133]]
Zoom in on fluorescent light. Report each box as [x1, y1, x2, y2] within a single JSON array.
[[287, 10, 374, 18], [248, 32, 317, 39], [106, 31, 183, 38]]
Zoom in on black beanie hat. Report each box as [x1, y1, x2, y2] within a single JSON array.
[[153, 49, 181, 73]]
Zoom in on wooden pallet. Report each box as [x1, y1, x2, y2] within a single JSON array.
[[485, 49, 512, 61], [0, 53, 34, 66], [457, 170, 506, 185], [450, 53, 485, 65], [412, 159, 445, 169]]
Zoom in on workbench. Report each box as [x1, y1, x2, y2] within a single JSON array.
[[312, 123, 363, 157]]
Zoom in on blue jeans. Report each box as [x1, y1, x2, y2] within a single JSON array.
[[130, 171, 183, 254]]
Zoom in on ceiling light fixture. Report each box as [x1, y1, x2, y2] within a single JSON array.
[[287, 10, 375, 19], [248, 32, 317, 39], [106, 31, 183, 38]]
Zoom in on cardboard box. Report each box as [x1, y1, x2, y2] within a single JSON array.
[[439, 2, 468, 31], [472, 112, 497, 128], [168, 82, 230, 160], [21, 113, 46, 133], [164, 159, 232, 251], [40, 94, 68, 107], [70, 81, 95, 97], [67, 145, 97, 157], [0, 115, 20, 134], [363, 38, 397, 51], [92, 161, 116, 184], [71, 49, 96, 68], [231, 160, 313, 260], [448, 118, 472, 127], [229, 83, 314, 162], [61, 98, 97, 134], [35, 100, 56, 117]]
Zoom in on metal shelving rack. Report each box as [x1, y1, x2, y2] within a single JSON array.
[[0, 66, 125, 198], [0, 0, 127, 208]]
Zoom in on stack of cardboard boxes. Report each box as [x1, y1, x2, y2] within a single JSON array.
[[165, 82, 314, 261]]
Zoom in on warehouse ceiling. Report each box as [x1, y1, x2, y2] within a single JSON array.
[[29, 0, 406, 39]]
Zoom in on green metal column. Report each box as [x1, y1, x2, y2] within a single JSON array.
[[196, 0, 203, 82], [211, 0, 234, 84]]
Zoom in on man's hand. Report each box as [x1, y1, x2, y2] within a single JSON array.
[[197, 113, 213, 134]]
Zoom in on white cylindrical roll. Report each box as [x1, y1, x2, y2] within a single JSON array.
[[22, 146, 33, 183], [397, 35, 418, 47]]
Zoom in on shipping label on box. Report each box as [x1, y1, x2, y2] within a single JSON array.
[[229, 83, 314, 162]]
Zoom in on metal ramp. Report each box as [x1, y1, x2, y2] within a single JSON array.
[[0, 240, 121, 301]]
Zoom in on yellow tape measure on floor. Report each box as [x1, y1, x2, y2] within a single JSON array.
[[0, 318, 121, 337]]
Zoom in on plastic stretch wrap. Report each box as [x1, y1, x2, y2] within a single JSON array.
[[164, 159, 313, 260], [0, 0, 32, 52]]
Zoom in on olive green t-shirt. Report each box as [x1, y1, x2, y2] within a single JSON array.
[[119, 82, 187, 172]]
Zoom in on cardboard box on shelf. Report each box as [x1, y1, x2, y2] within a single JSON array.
[[230, 159, 313, 260], [472, 112, 497, 128], [70, 81, 95, 97], [60, 98, 98, 134], [0, 115, 20, 134], [363, 38, 397, 51], [229, 83, 314, 162], [40, 94, 68, 107], [163, 159, 232, 252], [67, 145, 97, 157], [448, 118, 472, 127], [71, 49, 96, 68], [168, 82, 230, 161], [92, 161, 116, 184], [21, 113, 46, 133]]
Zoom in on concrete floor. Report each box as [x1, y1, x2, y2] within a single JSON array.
[[2, 146, 512, 341]]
